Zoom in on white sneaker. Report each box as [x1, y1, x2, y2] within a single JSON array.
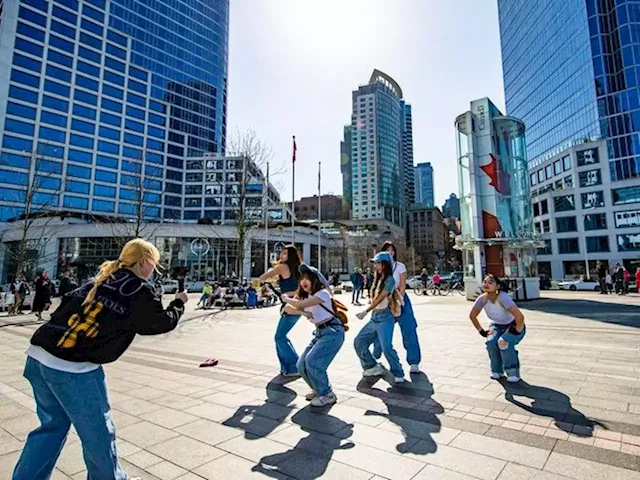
[[506, 375, 521, 383], [394, 377, 406, 384], [305, 391, 317, 401], [311, 392, 337, 407], [409, 364, 421, 374], [363, 364, 385, 377], [490, 372, 503, 380]]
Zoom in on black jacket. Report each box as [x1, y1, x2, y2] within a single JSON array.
[[30, 270, 185, 364]]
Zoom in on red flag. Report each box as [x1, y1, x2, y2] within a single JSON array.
[[292, 135, 297, 163]]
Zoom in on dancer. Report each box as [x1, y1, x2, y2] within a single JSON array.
[[32, 270, 53, 321], [354, 252, 405, 384], [259, 245, 303, 376], [282, 265, 345, 407], [469, 274, 526, 382], [374, 240, 421, 373], [12, 239, 187, 480]]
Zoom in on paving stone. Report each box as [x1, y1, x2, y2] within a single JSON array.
[[485, 425, 558, 450], [194, 453, 290, 479], [623, 433, 640, 446], [216, 435, 299, 464], [116, 397, 165, 416], [148, 435, 226, 470], [594, 438, 622, 451], [412, 464, 478, 479], [497, 462, 581, 480], [125, 450, 165, 469], [176, 418, 243, 446], [450, 431, 550, 468], [147, 460, 189, 480], [553, 439, 640, 472], [140, 407, 201, 429], [596, 429, 623, 442], [544, 452, 640, 480], [183, 402, 238, 422], [117, 421, 179, 448]]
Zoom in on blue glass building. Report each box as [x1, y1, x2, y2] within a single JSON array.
[[414, 162, 434, 207], [498, 0, 640, 182], [0, 0, 229, 221]]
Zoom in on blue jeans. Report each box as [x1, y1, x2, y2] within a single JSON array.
[[486, 323, 526, 377], [354, 309, 404, 378], [275, 314, 301, 374], [352, 287, 361, 304], [372, 293, 421, 365], [13, 357, 127, 480], [297, 320, 345, 396]]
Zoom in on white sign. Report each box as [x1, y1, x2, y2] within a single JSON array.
[[190, 238, 210, 256]]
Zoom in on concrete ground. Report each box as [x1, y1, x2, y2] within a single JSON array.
[[0, 290, 639, 479]]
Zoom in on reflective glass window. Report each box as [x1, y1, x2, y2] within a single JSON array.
[[15, 38, 43, 57], [63, 195, 89, 209], [82, 4, 103, 22], [23, 0, 47, 12], [128, 79, 146, 94], [66, 179, 90, 193], [13, 53, 41, 73], [0, 188, 26, 204], [106, 43, 126, 59], [49, 35, 74, 53], [43, 95, 69, 112], [92, 199, 114, 212], [145, 179, 162, 190], [48, 50, 73, 68], [612, 186, 640, 205], [71, 119, 95, 134], [122, 160, 141, 173], [81, 18, 102, 36], [18, 6, 47, 27], [107, 30, 126, 46], [123, 146, 142, 159], [119, 187, 136, 200], [0, 169, 28, 185], [4, 118, 35, 136], [10, 69, 40, 88], [101, 98, 122, 113], [7, 102, 37, 119], [46, 64, 72, 83], [44, 80, 70, 98], [0, 153, 30, 169], [124, 133, 143, 146], [79, 32, 101, 50], [556, 216, 577, 233], [105, 58, 125, 73], [146, 152, 162, 164], [41, 111, 67, 128], [34, 176, 62, 190], [78, 46, 101, 63], [126, 105, 144, 120], [69, 134, 93, 149], [56, 0, 79, 11], [37, 159, 63, 174], [98, 126, 119, 140], [563, 156, 571, 171], [97, 140, 119, 154], [16, 22, 45, 42], [127, 92, 145, 107], [104, 71, 124, 86], [584, 213, 607, 230], [148, 126, 165, 139], [147, 139, 163, 151], [37, 142, 64, 158], [66, 164, 91, 179], [96, 155, 118, 169], [95, 169, 117, 182], [77, 60, 99, 77], [118, 203, 135, 215], [103, 84, 123, 99], [39, 126, 66, 143], [558, 238, 580, 254], [76, 75, 98, 91], [148, 113, 165, 126], [129, 66, 147, 81], [145, 165, 162, 178], [32, 192, 60, 206], [68, 148, 92, 164], [149, 100, 165, 113], [50, 20, 76, 39], [72, 103, 96, 120], [85, 0, 105, 10], [100, 112, 121, 126], [125, 119, 144, 133], [578, 169, 602, 187], [586, 236, 609, 253], [74, 89, 97, 105]]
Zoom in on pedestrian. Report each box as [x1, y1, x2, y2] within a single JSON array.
[[32, 270, 53, 321], [9, 276, 19, 316], [373, 241, 422, 373], [365, 268, 374, 298], [469, 274, 526, 383], [350, 268, 363, 305], [613, 263, 624, 294], [353, 252, 405, 384], [606, 270, 613, 293], [432, 270, 442, 294], [59, 270, 76, 298], [198, 282, 213, 308], [17, 276, 29, 314], [421, 268, 429, 289], [259, 245, 304, 377], [623, 267, 631, 294], [12, 238, 188, 480], [635, 267, 640, 294], [282, 265, 345, 407], [596, 261, 607, 294]]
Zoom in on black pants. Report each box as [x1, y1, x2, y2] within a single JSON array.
[[599, 278, 607, 294]]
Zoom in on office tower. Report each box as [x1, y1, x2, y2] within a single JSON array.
[[349, 69, 409, 226], [0, 0, 229, 222], [340, 125, 352, 219], [401, 101, 415, 207], [414, 162, 434, 207], [443, 193, 460, 219]]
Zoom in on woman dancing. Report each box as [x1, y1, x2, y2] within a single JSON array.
[[282, 265, 345, 407], [259, 245, 304, 376]]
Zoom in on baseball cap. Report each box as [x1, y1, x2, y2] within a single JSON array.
[[370, 252, 393, 266]]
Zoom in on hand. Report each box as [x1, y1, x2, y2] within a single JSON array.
[[356, 310, 368, 320], [508, 323, 523, 335], [478, 329, 488, 338], [281, 294, 294, 304], [175, 291, 188, 303]]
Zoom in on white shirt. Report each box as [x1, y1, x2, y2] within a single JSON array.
[[26, 345, 100, 374], [303, 289, 334, 325], [391, 262, 407, 291], [474, 292, 516, 325]]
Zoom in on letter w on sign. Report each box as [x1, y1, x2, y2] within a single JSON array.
[[57, 302, 104, 349]]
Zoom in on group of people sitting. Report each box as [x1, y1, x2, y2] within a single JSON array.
[[196, 282, 278, 309]]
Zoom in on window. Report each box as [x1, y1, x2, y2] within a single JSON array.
[[612, 186, 640, 205], [554, 195, 575, 212], [68, 149, 92, 164], [73, 104, 96, 120], [49, 35, 74, 53], [545, 165, 553, 179], [533, 203, 540, 216], [105, 57, 125, 73], [74, 89, 97, 106], [614, 209, 640, 228], [98, 126, 119, 140], [95, 169, 117, 182], [145, 165, 162, 178], [540, 199, 549, 215], [0, 153, 30, 169], [63, 195, 89, 210], [77, 60, 100, 77], [577, 148, 599, 166], [42, 111, 68, 128], [0, 169, 28, 185], [556, 216, 577, 233], [125, 119, 144, 133], [39, 126, 66, 143], [100, 112, 121, 126], [128, 79, 147, 94], [70, 134, 93, 149], [148, 126, 165, 139], [581, 191, 604, 209], [4, 118, 35, 136], [122, 160, 141, 173], [147, 139, 163, 151], [50, 20, 76, 39], [130, 66, 147, 81], [65, 180, 90, 194], [79, 32, 101, 50], [578, 169, 602, 187], [145, 179, 162, 190], [15, 38, 43, 57], [44, 80, 70, 98], [107, 30, 127, 46], [98, 140, 119, 154], [123, 146, 142, 159], [586, 236, 609, 253], [106, 43, 126, 59], [66, 164, 91, 179], [56, 0, 79, 11], [124, 132, 143, 146], [93, 184, 115, 197], [103, 85, 123, 100], [617, 234, 640, 251], [78, 46, 101, 64], [553, 160, 562, 175], [102, 98, 122, 113], [96, 156, 118, 169], [37, 159, 63, 174], [34, 176, 61, 190], [81, 18, 102, 36], [11, 69, 40, 88], [76, 75, 99, 91], [164, 196, 181, 207], [71, 119, 95, 135], [584, 213, 607, 230], [126, 105, 145, 120], [185, 198, 201, 208], [9, 85, 38, 104], [13, 53, 41, 73], [558, 238, 580, 254], [83, 4, 104, 22], [48, 50, 73, 68], [18, 6, 47, 26], [562, 155, 571, 171], [148, 113, 164, 126], [104, 71, 124, 86], [542, 219, 550, 233], [92, 200, 114, 212], [537, 170, 544, 182], [127, 92, 145, 107]]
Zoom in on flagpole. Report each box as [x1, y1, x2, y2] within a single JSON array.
[[291, 135, 296, 245], [264, 162, 269, 272], [317, 161, 321, 269]]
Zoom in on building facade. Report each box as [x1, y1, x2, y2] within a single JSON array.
[[442, 192, 460, 219], [294, 194, 343, 221], [407, 205, 445, 270], [347, 69, 409, 226], [401, 101, 415, 207], [498, 0, 640, 183], [340, 125, 352, 219], [531, 140, 640, 279], [414, 162, 434, 207], [0, 0, 229, 222]]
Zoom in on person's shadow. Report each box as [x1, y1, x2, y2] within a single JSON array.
[[358, 372, 443, 454], [223, 377, 297, 439], [252, 406, 355, 479], [502, 380, 605, 436]]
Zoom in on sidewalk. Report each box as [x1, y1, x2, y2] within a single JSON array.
[[0, 291, 639, 479]]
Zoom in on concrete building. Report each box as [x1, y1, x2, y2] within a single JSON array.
[[414, 162, 434, 207], [443, 193, 460, 219], [407, 205, 446, 270], [348, 69, 410, 227], [531, 140, 640, 279], [294, 194, 343, 221]]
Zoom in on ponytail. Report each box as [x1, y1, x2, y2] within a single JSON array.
[[83, 260, 121, 305]]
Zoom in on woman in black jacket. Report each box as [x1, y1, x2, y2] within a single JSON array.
[[32, 270, 54, 320], [13, 239, 188, 480]]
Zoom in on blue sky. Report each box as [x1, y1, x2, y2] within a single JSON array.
[[227, 0, 506, 209]]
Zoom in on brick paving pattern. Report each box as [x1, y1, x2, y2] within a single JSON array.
[[0, 290, 639, 479]]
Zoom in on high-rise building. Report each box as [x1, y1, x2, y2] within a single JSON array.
[[348, 69, 409, 226], [340, 125, 352, 219], [442, 193, 460, 219], [497, 0, 639, 182], [0, 0, 229, 222], [414, 162, 434, 207], [401, 101, 415, 207]]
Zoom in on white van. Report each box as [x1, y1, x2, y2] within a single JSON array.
[[162, 279, 180, 294]]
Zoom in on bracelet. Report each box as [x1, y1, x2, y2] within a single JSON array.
[[478, 329, 488, 338]]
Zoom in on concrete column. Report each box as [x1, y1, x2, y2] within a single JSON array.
[[41, 238, 60, 278], [242, 238, 252, 279], [302, 242, 311, 264]]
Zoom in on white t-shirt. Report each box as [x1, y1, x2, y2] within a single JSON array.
[[303, 289, 334, 325], [473, 292, 516, 325], [392, 261, 407, 291], [26, 345, 100, 374]]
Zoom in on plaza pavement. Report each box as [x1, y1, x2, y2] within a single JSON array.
[[0, 290, 640, 479]]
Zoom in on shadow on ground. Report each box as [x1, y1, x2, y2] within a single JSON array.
[[502, 380, 604, 436], [358, 371, 443, 455], [252, 405, 355, 480], [522, 298, 640, 327]]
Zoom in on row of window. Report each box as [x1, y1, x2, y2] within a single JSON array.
[[538, 234, 640, 254]]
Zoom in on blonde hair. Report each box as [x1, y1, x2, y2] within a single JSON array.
[[84, 238, 160, 305]]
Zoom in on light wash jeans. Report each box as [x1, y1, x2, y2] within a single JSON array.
[[486, 323, 527, 377], [372, 293, 421, 365], [354, 309, 404, 378], [297, 320, 345, 396], [275, 313, 301, 374], [13, 357, 127, 480]]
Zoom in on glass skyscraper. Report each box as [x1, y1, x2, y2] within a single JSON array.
[[0, 0, 229, 222], [414, 162, 434, 207], [498, 0, 640, 182]]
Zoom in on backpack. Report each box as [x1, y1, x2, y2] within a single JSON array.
[[319, 299, 350, 332]]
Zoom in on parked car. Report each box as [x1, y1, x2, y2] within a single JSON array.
[[161, 279, 179, 294], [557, 278, 600, 291], [406, 276, 423, 289]]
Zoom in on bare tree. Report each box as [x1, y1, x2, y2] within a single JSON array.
[[0, 151, 65, 279]]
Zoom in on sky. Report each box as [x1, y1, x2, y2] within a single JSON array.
[[226, 0, 506, 209]]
